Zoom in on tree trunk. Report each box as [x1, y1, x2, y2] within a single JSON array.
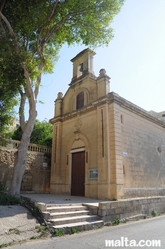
[[9, 112, 37, 196]]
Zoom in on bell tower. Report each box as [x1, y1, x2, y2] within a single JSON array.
[[70, 48, 96, 84]]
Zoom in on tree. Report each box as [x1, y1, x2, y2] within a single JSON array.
[[0, 0, 124, 196], [11, 119, 52, 147], [0, 49, 22, 135]]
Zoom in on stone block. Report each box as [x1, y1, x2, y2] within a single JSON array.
[[35, 202, 46, 212], [115, 207, 125, 214]]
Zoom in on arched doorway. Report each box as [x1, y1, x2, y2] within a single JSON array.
[[67, 132, 90, 197], [21, 172, 33, 191]]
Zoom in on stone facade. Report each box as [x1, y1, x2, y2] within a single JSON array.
[[0, 146, 51, 192], [50, 48, 165, 199]]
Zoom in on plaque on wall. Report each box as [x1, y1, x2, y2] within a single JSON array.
[[89, 169, 98, 180]]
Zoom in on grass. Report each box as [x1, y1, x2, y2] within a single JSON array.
[[15, 229, 20, 235], [151, 209, 158, 217], [35, 225, 43, 232], [54, 228, 64, 237], [30, 236, 39, 240], [123, 218, 128, 223], [0, 243, 12, 248], [112, 216, 120, 225], [70, 228, 78, 234], [35, 225, 49, 237]]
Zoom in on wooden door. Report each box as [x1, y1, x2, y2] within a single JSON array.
[[71, 151, 85, 196]]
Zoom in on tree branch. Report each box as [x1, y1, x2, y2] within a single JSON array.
[[43, 7, 90, 44], [0, 0, 6, 12], [48, 0, 59, 22], [36, 0, 58, 59], [0, 10, 19, 54], [19, 90, 26, 132], [0, 10, 37, 115]]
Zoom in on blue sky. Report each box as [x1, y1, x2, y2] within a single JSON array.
[[33, 0, 165, 121]]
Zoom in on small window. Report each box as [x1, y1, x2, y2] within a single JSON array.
[[123, 165, 126, 175], [76, 92, 84, 109], [120, 114, 124, 123], [77, 63, 83, 77]]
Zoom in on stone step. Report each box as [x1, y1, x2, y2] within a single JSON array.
[[46, 203, 84, 207], [49, 214, 99, 226], [46, 205, 87, 213], [53, 220, 104, 233], [50, 210, 90, 219]]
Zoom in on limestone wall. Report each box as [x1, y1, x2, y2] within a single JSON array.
[[124, 188, 165, 198], [0, 147, 51, 192], [115, 102, 165, 197], [98, 197, 165, 222]]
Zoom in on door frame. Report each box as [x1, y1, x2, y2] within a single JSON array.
[[70, 148, 85, 196]]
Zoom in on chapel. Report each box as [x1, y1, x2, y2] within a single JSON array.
[[50, 48, 165, 199]]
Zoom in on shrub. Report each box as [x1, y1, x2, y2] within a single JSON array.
[[0, 182, 6, 191], [112, 216, 120, 225], [151, 209, 158, 217], [0, 192, 20, 205]]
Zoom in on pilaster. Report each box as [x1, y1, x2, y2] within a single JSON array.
[[50, 121, 62, 193], [109, 103, 124, 199], [97, 103, 111, 199]]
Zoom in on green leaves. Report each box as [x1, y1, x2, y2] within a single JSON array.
[[0, 0, 124, 88], [11, 119, 52, 147]]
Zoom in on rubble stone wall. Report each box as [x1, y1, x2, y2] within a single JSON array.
[[0, 147, 51, 192]]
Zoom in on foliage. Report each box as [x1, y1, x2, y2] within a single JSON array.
[[0, 182, 7, 191], [0, 38, 22, 135], [0, 192, 21, 205], [54, 228, 64, 237], [35, 225, 43, 233], [35, 225, 49, 237], [0, 94, 18, 136], [151, 209, 158, 217], [11, 119, 52, 146], [112, 216, 120, 225], [123, 218, 128, 223], [14, 229, 21, 235], [0, 243, 12, 248], [70, 227, 78, 234]]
